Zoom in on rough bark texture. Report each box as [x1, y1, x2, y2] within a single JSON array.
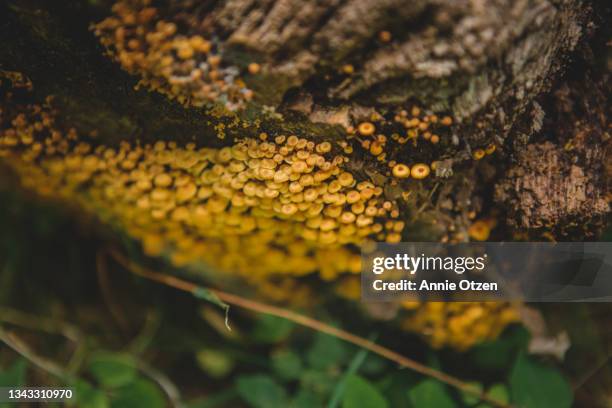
[[495, 141, 608, 232], [1, 0, 592, 141], [0, 0, 609, 237], [495, 35, 611, 236], [204, 0, 589, 146], [0, 0, 345, 146]]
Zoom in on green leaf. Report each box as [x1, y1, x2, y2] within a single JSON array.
[[0, 358, 28, 408], [488, 383, 509, 404], [252, 315, 294, 344], [360, 354, 387, 376], [377, 372, 418, 408], [272, 350, 303, 381], [193, 287, 230, 330], [0, 358, 27, 387], [510, 354, 572, 408], [473, 383, 512, 408], [460, 382, 484, 406], [88, 352, 137, 388], [72, 380, 110, 408], [408, 379, 457, 408], [342, 375, 388, 408], [236, 374, 288, 408], [300, 369, 336, 396], [185, 389, 238, 408], [193, 287, 227, 309], [307, 333, 348, 370], [329, 344, 371, 408], [196, 349, 234, 379], [291, 389, 323, 408], [469, 326, 529, 371], [110, 379, 166, 408]]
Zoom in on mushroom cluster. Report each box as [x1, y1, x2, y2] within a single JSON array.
[[93, 0, 253, 111], [0, 91, 517, 349], [343, 106, 458, 185], [392, 106, 453, 145], [333, 277, 517, 350], [0, 99, 404, 287], [472, 144, 497, 160], [401, 301, 518, 350]]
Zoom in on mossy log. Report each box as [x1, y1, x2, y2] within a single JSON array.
[[0, 0, 609, 239]]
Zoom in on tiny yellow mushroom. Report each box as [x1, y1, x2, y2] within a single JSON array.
[[392, 163, 410, 178], [468, 220, 491, 241], [358, 122, 376, 136], [247, 62, 261, 74], [378, 30, 392, 43], [440, 116, 453, 126], [472, 149, 486, 160], [410, 163, 430, 179]]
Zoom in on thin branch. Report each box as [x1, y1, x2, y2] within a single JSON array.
[[107, 248, 511, 408], [0, 312, 181, 408], [417, 181, 440, 214], [0, 306, 86, 375], [128, 309, 161, 356], [0, 326, 71, 380], [136, 359, 183, 408], [96, 249, 132, 334], [0, 306, 82, 343]]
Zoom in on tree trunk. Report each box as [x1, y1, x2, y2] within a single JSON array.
[[2, 0, 608, 241]]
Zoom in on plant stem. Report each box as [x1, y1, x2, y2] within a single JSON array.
[[108, 248, 512, 408]]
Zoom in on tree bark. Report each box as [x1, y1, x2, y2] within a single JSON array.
[[0, 0, 609, 238]]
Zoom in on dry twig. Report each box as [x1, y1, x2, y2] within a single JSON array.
[[107, 248, 511, 408]]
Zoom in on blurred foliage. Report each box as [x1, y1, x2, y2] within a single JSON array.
[[0, 189, 606, 407], [509, 354, 572, 408]]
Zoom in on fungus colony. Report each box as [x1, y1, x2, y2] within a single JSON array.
[[0, 97, 404, 283], [333, 277, 517, 350], [334, 277, 517, 350], [93, 0, 253, 111], [346, 106, 496, 181], [0, 93, 518, 349], [4, 0, 513, 346], [346, 107, 459, 185], [401, 301, 517, 350], [88, 0, 518, 349]]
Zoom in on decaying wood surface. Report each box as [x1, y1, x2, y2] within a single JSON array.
[[0, 0, 609, 237]]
